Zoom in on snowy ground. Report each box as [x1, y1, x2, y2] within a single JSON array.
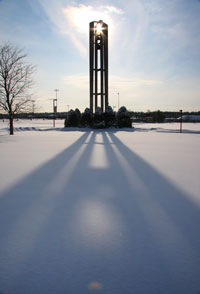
[[0, 119, 200, 294]]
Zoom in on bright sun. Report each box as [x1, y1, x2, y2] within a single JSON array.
[[64, 5, 113, 35], [96, 22, 102, 34]]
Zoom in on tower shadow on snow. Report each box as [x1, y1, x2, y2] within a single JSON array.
[[0, 130, 199, 294]]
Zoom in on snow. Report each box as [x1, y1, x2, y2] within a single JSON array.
[[0, 119, 200, 294]]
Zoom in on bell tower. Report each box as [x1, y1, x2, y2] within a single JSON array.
[[89, 20, 108, 113]]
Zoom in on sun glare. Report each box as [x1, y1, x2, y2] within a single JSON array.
[[96, 22, 102, 34], [64, 5, 113, 35]]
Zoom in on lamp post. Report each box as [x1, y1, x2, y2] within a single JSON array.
[[53, 89, 59, 127], [53, 99, 57, 127], [180, 109, 183, 133]]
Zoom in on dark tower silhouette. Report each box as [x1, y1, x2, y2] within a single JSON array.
[[89, 20, 108, 113]]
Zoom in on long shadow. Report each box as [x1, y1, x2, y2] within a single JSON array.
[[0, 130, 200, 294], [108, 132, 200, 291], [0, 131, 90, 243], [108, 132, 200, 243], [6, 130, 144, 294]]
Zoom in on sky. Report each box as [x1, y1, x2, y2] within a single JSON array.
[[0, 0, 200, 112]]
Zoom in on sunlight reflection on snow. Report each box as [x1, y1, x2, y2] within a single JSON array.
[[72, 199, 122, 248], [82, 201, 113, 236], [88, 133, 109, 169]]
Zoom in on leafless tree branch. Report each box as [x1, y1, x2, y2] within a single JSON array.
[[0, 42, 36, 134]]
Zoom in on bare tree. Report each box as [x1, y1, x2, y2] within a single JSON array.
[[0, 43, 35, 134]]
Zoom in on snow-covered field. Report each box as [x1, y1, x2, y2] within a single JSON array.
[[0, 119, 200, 294]]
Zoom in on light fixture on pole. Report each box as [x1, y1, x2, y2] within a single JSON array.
[[53, 89, 59, 127], [54, 89, 59, 107], [53, 99, 57, 127]]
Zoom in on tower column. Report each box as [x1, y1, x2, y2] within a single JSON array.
[[89, 20, 108, 113]]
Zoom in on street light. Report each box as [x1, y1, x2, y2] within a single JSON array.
[[53, 99, 57, 127], [54, 89, 59, 107], [53, 89, 59, 127], [180, 109, 183, 133]]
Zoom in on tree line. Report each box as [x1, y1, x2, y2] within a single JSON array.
[[1, 110, 198, 122]]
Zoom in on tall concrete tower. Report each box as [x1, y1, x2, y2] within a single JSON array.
[[89, 20, 108, 113]]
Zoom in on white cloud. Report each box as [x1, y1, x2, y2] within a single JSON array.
[[63, 72, 162, 91], [102, 6, 124, 15], [110, 75, 163, 90], [63, 73, 163, 90], [63, 4, 124, 35], [37, 1, 125, 57], [57, 73, 200, 112], [63, 73, 163, 108], [63, 74, 89, 89], [62, 3, 124, 56]]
